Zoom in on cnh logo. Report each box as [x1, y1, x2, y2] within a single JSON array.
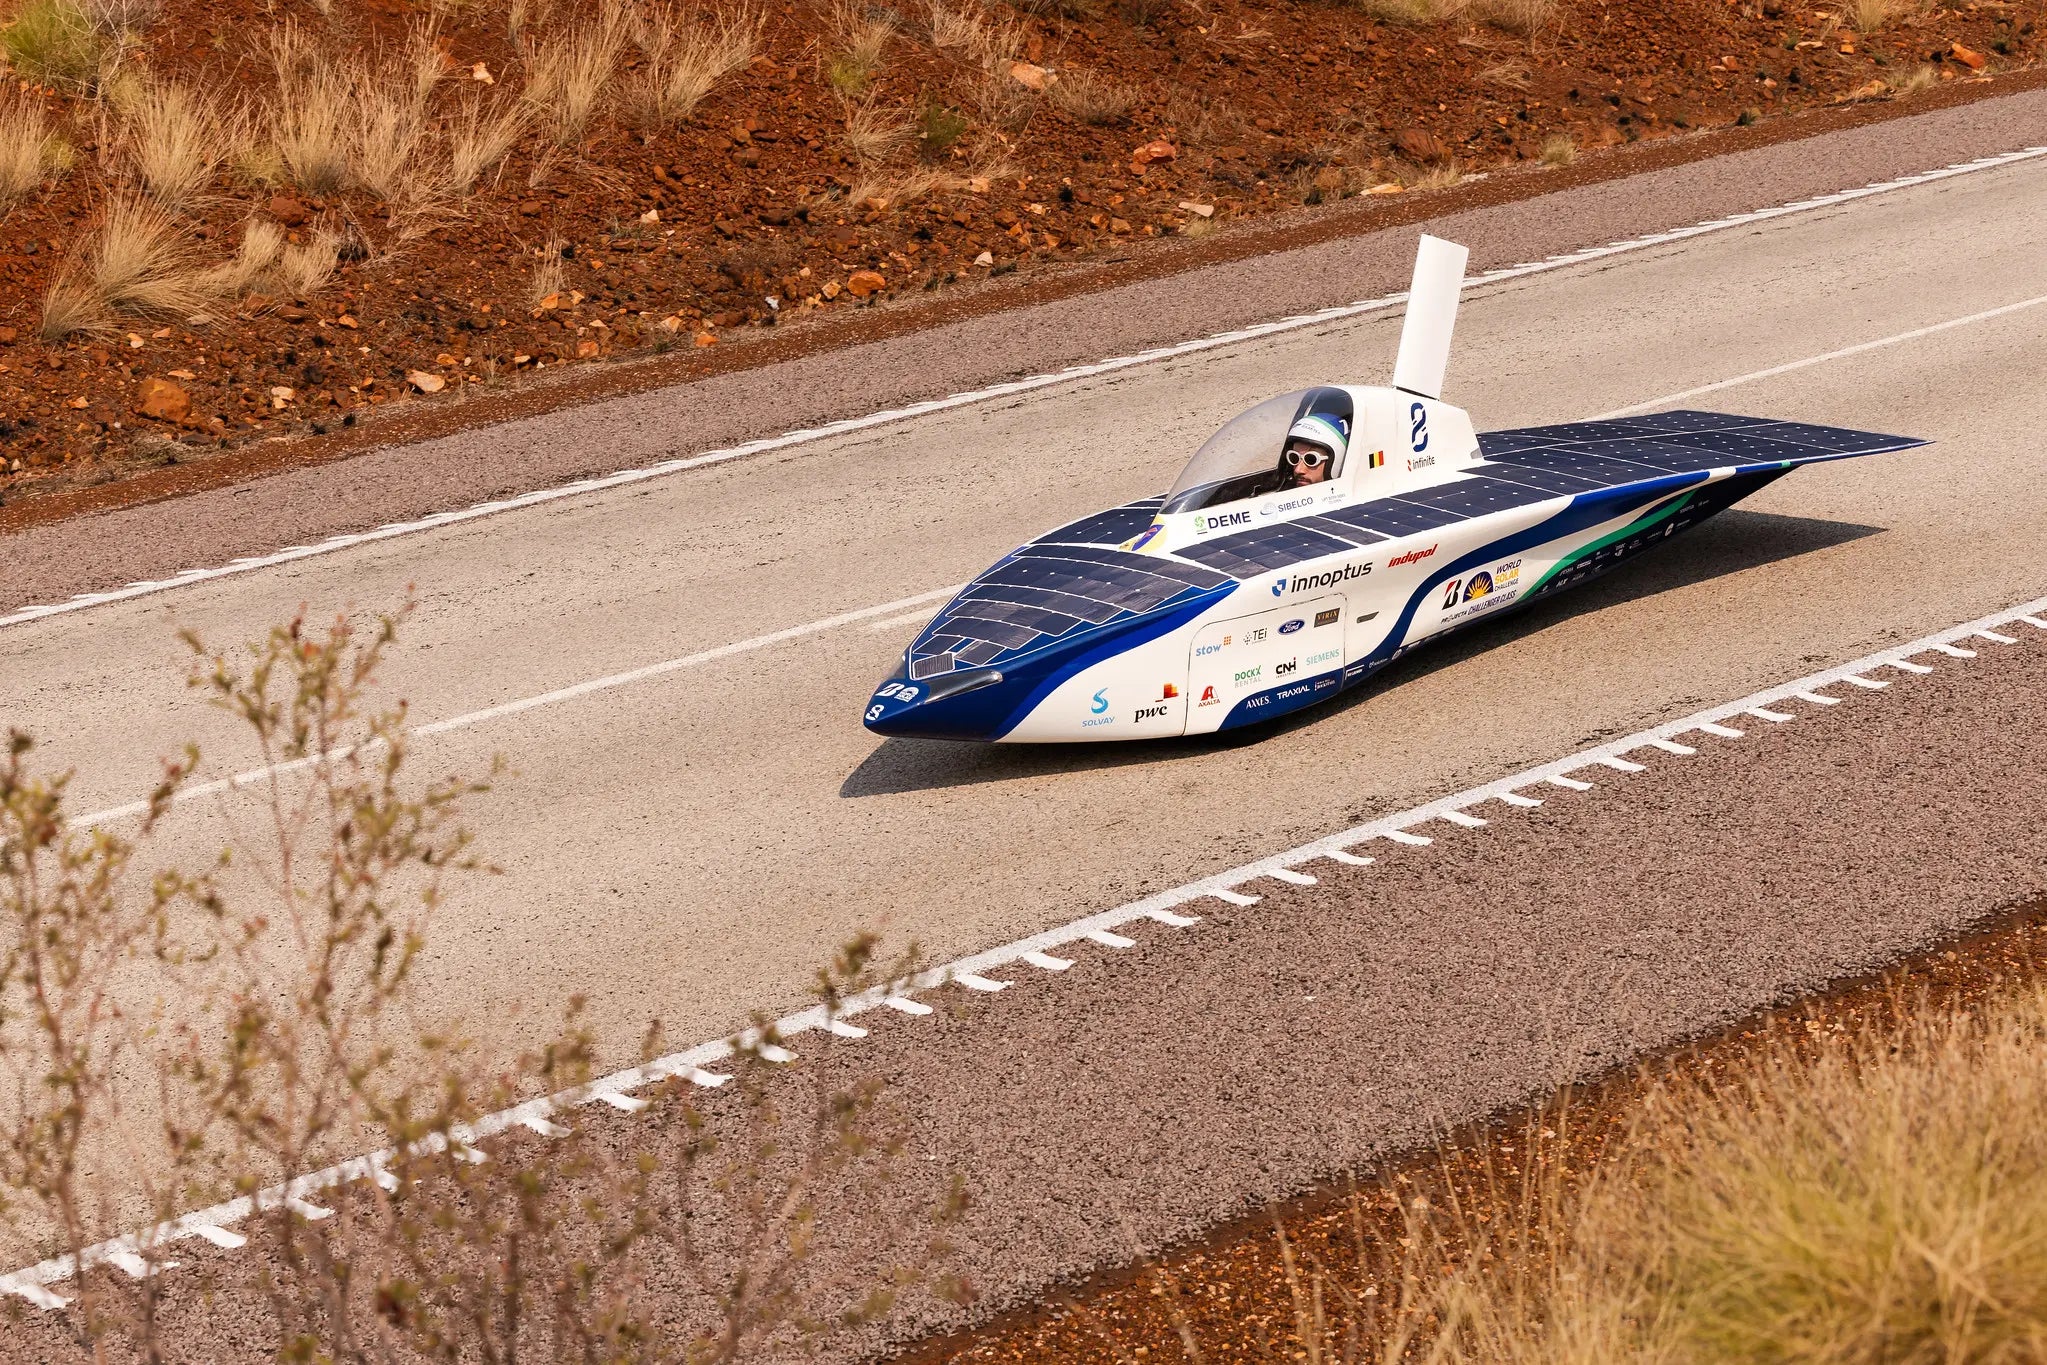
[[1273, 658, 1299, 677]]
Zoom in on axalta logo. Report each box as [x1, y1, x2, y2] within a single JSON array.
[[1202, 510, 1252, 533], [1285, 561, 1373, 594], [1234, 666, 1262, 685], [1388, 544, 1438, 568], [1198, 685, 1220, 706]]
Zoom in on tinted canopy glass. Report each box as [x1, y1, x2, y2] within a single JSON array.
[[1162, 388, 1353, 514]]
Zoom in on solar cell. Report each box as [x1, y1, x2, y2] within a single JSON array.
[[1295, 514, 1392, 545], [1173, 522, 1356, 576], [954, 640, 1004, 665], [1028, 544, 1233, 591], [947, 597, 1086, 636], [1398, 477, 1558, 517], [1641, 429, 1851, 464], [1742, 420, 1921, 454], [1617, 410, 1773, 435], [909, 653, 956, 680], [1477, 464, 1610, 495], [936, 615, 1043, 650], [1325, 497, 1474, 538]]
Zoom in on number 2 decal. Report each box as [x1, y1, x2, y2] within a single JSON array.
[[1409, 401, 1429, 453]]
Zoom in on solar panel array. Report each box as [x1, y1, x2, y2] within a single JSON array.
[[903, 411, 1920, 679], [1177, 410, 1918, 579], [908, 543, 1231, 679]]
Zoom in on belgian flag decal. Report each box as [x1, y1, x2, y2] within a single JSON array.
[[1366, 449, 1386, 469]]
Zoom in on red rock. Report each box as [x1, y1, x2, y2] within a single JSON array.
[[846, 268, 886, 297], [1130, 139, 1177, 165], [134, 376, 190, 423], [267, 194, 311, 226], [406, 370, 446, 393], [0, 326, 16, 342], [1950, 42, 1987, 70], [1393, 127, 1449, 164]]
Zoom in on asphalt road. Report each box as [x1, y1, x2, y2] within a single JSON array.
[[3, 100, 2047, 1086]]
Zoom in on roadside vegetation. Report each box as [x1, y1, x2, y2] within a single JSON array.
[[0, 602, 967, 1360], [0, 0, 2031, 493]]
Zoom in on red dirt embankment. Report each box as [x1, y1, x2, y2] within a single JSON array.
[[0, 0, 2035, 505]]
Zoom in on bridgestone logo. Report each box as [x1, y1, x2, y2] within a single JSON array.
[[1287, 561, 1374, 593], [1387, 544, 1439, 568]]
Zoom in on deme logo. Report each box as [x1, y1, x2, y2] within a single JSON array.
[[1279, 618, 1304, 635], [1090, 689, 1108, 715]]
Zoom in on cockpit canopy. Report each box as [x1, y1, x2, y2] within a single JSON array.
[[1161, 387, 1356, 514]]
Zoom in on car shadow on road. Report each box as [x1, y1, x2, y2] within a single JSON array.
[[838, 508, 1883, 798]]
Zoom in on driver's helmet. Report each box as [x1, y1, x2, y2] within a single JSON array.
[[1283, 413, 1348, 472]]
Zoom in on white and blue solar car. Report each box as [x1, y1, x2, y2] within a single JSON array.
[[864, 235, 1924, 743]]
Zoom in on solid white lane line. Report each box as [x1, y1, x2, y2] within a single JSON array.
[[19, 589, 2045, 1308], [865, 608, 939, 631], [8, 144, 2045, 638], [1590, 288, 2047, 420], [1795, 690, 1841, 705]]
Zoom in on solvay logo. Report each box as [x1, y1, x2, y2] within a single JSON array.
[[1090, 689, 1109, 715], [1410, 400, 1429, 453]]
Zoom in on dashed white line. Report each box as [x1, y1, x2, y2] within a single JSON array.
[[1697, 722, 1745, 738], [12, 588, 2046, 1307], [7, 143, 2045, 637]]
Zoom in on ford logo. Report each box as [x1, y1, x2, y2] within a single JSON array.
[[1278, 619, 1304, 634]]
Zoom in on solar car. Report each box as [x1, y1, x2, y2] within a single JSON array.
[[863, 235, 1924, 742]]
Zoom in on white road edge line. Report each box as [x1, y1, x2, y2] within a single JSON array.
[[9, 588, 2045, 1304], [5, 143, 2044, 636]]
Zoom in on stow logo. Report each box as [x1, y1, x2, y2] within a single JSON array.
[[1410, 401, 1429, 452], [1273, 657, 1300, 678], [1314, 608, 1340, 628], [1387, 544, 1438, 568], [1201, 510, 1251, 533], [1234, 666, 1262, 686], [1305, 648, 1341, 667], [1284, 561, 1374, 594], [1199, 685, 1221, 706], [1366, 449, 1385, 470], [1195, 642, 1225, 658], [1089, 689, 1109, 715], [1462, 571, 1495, 602], [1440, 579, 1464, 609], [1129, 522, 1164, 551], [1279, 618, 1305, 635]]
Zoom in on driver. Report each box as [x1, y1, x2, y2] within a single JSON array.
[[1280, 414, 1347, 488]]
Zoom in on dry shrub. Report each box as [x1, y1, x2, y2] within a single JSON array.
[[843, 98, 916, 163], [967, 65, 1035, 133], [120, 78, 238, 207], [1465, 0, 1553, 36], [624, 4, 759, 127], [521, 0, 628, 142], [42, 195, 202, 337], [1539, 131, 1574, 165], [926, 0, 1021, 66], [1046, 68, 1136, 125], [846, 165, 956, 210], [0, 100, 67, 203], [528, 235, 567, 308], [925, 0, 983, 49], [446, 92, 528, 193], [1845, 0, 1923, 31], [196, 217, 284, 297], [266, 22, 354, 194]]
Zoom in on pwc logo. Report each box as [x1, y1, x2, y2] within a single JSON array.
[[1133, 703, 1170, 723]]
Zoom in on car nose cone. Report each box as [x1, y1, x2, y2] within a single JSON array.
[[863, 668, 1010, 740]]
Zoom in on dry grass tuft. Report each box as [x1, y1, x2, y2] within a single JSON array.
[[120, 78, 238, 207], [266, 22, 354, 194], [43, 195, 203, 337], [842, 98, 916, 163], [623, 4, 759, 127], [272, 229, 341, 296], [521, 0, 628, 143], [447, 93, 528, 193], [1046, 68, 1137, 125], [1844, 0, 1922, 32], [528, 235, 567, 308], [0, 101, 68, 203], [824, 0, 894, 94], [925, 0, 982, 49], [1895, 62, 1940, 93], [845, 165, 956, 210], [197, 218, 284, 298], [1466, 0, 1554, 36], [1539, 131, 1575, 166], [1, 0, 115, 91]]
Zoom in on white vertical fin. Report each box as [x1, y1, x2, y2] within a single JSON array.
[[1391, 235, 1469, 401]]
